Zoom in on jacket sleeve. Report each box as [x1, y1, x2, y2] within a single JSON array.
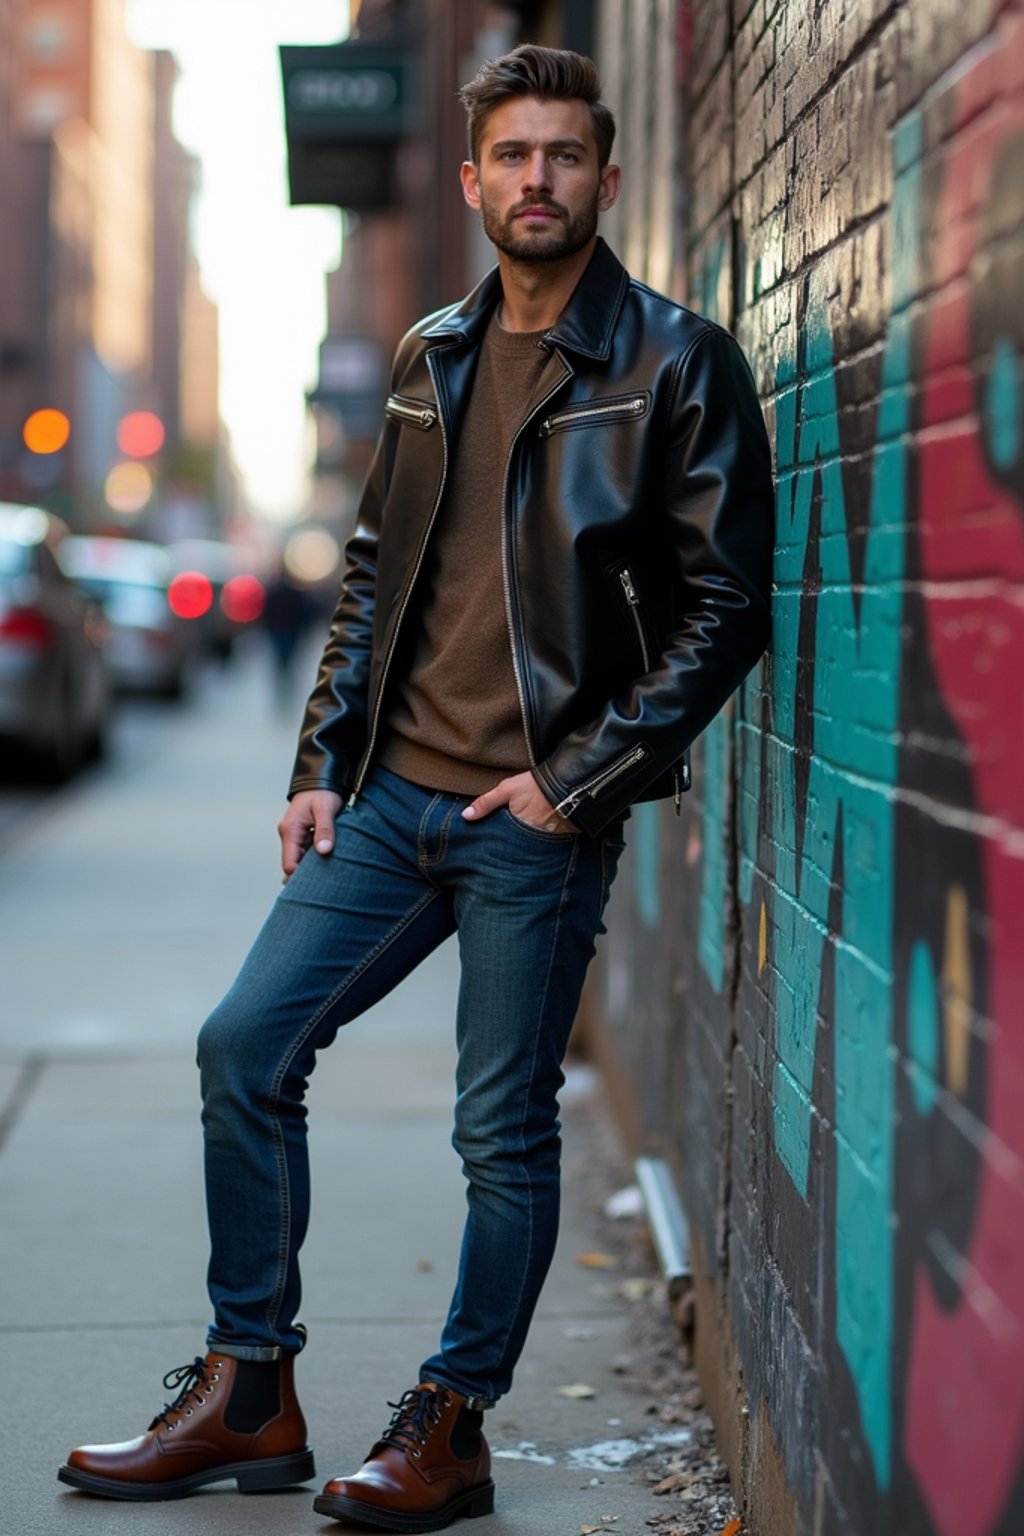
[[286, 427, 387, 801], [532, 327, 774, 835]]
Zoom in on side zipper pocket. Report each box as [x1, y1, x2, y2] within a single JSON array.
[[619, 567, 651, 672]]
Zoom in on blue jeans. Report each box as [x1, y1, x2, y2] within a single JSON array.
[[197, 765, 625, 1404]]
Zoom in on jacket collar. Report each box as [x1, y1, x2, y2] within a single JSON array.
[[421, 237, 630, 362]]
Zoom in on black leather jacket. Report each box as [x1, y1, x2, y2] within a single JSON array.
[[290, 238, 773, 836]]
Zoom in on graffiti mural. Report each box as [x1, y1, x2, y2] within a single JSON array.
[[718, 21, 1019, 1536], [604, 12, 1024, 1535], [901, 19, 1024, 1536]]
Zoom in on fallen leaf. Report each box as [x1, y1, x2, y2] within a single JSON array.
[[652, 1471, 695, 1495], [558, 1382, 597, 1399], [576, 1251, 619, 1269], [719, 1523, 743, 1536]]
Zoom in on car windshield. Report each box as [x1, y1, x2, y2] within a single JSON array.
[[0, 541, 31, 579], [72, 577, 169, 626]]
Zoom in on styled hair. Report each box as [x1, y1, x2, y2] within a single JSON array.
[[459, 44, 616, 167]]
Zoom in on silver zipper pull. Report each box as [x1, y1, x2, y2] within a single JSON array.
[[620, 569, 639, 604]]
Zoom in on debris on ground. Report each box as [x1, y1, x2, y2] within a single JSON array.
[[561, 1076, 743, 1536], [603, 1184, 644, 1219], [576, 1250, 620, 1269]]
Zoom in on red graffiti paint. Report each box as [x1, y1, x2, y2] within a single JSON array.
[[906, 18, 1024, 1536]]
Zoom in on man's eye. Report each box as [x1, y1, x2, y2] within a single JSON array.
[[555, 152, 579, 163]]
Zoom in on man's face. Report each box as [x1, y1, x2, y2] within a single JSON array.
[[460, 96, 620, 263]]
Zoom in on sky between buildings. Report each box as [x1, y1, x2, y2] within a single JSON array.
[[127, 0, 345, 522]]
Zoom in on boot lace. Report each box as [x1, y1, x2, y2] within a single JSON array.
[[380, 1387, 448, 1455], [152, 1356, 217, 1430]]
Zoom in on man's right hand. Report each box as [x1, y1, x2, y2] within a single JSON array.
[[277, 789, 344, 881]]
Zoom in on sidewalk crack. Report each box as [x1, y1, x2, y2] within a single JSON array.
[[0, 1053, 47, 1155]]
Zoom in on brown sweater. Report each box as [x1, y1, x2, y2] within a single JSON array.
[[378, 314, 549, 796]]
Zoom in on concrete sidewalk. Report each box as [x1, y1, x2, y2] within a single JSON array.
[[0, 647, 681, 1536]]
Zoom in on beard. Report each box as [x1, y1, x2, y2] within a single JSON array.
[[479, 191, 599, 263]]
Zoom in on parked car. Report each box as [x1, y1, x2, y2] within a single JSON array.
[[167, 538, 265, 661], [0, 503, 111, 779], [58, 536, 199, 697]]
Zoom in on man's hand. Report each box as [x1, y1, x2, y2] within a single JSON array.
[[462, 771, 576, 834], [278, 790, 344, 880]]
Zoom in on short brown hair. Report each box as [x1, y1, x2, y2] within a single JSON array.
[[459, 44, 616, 167]]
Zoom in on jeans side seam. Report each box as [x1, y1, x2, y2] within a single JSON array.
[[261, 885, 445, 1340], [480, 835, 581, 1399]]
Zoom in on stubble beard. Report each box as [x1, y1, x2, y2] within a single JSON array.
[[480, 192, 599, 263]]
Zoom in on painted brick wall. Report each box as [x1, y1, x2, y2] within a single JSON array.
[[592, 3, 1024, 1532]]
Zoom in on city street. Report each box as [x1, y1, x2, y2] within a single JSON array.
[[0, 642, 686, 1536]]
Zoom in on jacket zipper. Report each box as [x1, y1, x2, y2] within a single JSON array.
[[349, 354, 449, 802], [540, 394, 647, 436], [500, 359, 574, 768], [619, 567, 651, 672], [555, 743, 649, 818], [385, 395, 437, 429]]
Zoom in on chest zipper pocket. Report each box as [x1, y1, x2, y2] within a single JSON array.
[[540, 392, 650, 437], [619, 567, 651, 673], [385, 395, 438, 430]]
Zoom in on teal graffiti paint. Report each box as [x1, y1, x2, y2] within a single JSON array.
[[632, 800, 661, 929], [766, 113, 923, 1487], [693, 230, 730, 993], [986, 335, 1020, 469], [698, 712, 729, 991], [737, 658, 764, 907], [908, 940, 940, 1117]]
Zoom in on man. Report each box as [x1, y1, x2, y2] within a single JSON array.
[[59, 44, 773, 1532]]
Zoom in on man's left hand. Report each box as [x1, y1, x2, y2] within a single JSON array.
[[462, 771, 576, 834]]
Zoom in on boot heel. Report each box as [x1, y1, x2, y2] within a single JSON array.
[[236, 1449, 316, 1492], [464, 1480, 495, 1518]]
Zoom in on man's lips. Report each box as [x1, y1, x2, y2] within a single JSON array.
[[515, 204, 563, 219]]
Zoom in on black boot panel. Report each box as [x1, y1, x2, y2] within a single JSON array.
[[223, 1361, 282, 1435], [449, 1407, 483, 1460]]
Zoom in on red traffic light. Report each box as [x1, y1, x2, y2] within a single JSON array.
[[117, 411, 165, 458]]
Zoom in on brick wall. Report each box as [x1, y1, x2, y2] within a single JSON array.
[[592, 3, 1024, 1532]]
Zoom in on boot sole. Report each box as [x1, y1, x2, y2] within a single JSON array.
[[57, 1448, 316, 1501], [312, 1479, 495, 1531]]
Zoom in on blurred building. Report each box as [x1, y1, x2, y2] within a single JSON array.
[[287, 0, 593, 537], [0, 0, 227, 535]]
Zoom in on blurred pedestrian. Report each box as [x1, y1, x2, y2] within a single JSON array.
[[261, 560, 317, 710], [60, 44, 773, 1531]]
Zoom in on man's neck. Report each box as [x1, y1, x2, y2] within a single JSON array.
[[494, 237, 597, 332]]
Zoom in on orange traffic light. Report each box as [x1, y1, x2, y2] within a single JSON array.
[[23, 409, 71, 454]]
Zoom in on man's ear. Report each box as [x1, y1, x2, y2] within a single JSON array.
[[460, 160, 482, 211], [597, 163, 621, 213]]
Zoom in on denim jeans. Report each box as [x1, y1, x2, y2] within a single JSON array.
[[197, 765, 625, 1404]]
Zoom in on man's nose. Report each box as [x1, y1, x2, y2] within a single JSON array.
[[521, 153, 553, 192]]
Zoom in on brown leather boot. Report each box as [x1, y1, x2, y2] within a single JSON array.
[[58, 1351, 315, 1500], [313, 1382, 494, 1531]]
